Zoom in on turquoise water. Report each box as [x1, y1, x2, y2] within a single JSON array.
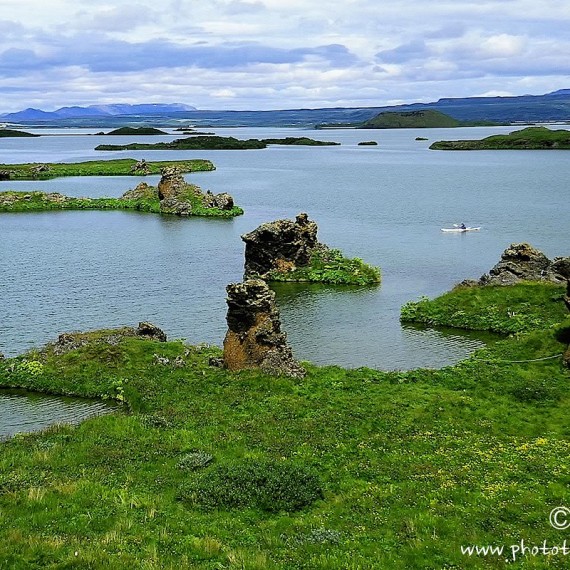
[[0, 126, 568, 370]]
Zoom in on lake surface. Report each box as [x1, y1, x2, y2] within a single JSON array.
[[0, 126, 568, 370], [0, 389, 116, 440]]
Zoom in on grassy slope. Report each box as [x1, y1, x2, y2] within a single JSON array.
[[0, 159, 214, 180], [400, 282, 566, 334], [0, 288, 569, 568], [0, 191, 244, 218], [430, 126, 570, 150]]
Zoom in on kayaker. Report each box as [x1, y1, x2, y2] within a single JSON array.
[[460, 223, 466, 229]]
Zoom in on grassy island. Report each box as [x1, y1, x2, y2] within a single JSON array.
[[0, 129, 39, 138], [429, 126, 570, 150], [99, 127, 168, 136], [360, 110, 461, 129], [0, 159, 214, 181], [95, 135, 339, 151], [0, 189, 243, 218], [266, 247, 381, 286], [1, 282, 569, 567]]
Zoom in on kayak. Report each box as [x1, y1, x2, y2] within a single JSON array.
[[441, 227, 481, 232]]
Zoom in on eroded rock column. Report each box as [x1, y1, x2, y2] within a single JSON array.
[[223, 279, 305, 378]]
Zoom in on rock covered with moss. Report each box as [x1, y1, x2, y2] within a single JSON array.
[[241, 213, 380, 285], [478, 243, 570, 286], [47, 322, 167, 356], [223, 279, 305, 378], [155, 166, 235, 216]]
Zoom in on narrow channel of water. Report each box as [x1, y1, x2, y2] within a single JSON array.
[[0, 389, 117, 440]]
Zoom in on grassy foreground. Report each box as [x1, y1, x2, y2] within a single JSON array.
[[1, 286, 569, 568], [0, 159, 214, 180], [0, 190, 244, 218]]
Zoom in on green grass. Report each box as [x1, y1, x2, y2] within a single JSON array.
[[0, 159, 214, 180], [0, 129, 38, 138], [430, 126, 570, 150], [266, 247, 381, 285], [401, 282, 567, 334], [0, 313, 569, 568], [361, 110, 461, 129], [0, 191, 244, 218]]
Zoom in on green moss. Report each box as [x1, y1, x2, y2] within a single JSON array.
[[0, 159, 214, 180], [400, 282, 567, 333], [266, 247, 381, 285]]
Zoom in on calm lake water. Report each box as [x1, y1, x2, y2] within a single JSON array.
[[1, 126, 568, 371], [0, 389, 116, 440]]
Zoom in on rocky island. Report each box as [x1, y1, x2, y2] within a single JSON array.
[[241, 213, 380, 285], [429, 126, 570, 150], [0, 166, 242, 218], [95, 135, 339, 151]]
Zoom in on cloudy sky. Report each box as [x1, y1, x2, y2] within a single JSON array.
[[1, 0, 569, 111]]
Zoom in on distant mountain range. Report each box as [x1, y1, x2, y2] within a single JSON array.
[[1, 103, 197, 122], [1, 90, 569, 127]]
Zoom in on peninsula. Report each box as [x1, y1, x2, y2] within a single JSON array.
[[429, 126, 570, 150], [0, 159, 213, 181], [0, 167, 242, 218]]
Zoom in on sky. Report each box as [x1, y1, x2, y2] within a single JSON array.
[[1, 0, 569, 112]]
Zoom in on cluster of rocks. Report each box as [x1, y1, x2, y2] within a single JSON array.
[[155, 166, 234, 216], [120, 166, 235, 216], [222, 279, 306, 378], [242, 212, 320, 279], [459, 243, 570, 287], [50, 321, 167, 356]]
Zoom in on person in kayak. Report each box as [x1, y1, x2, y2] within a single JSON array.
[[460, 223, 466, 229]]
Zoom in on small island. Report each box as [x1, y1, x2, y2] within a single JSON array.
[[242, 213, 381, 285], [98, 127, 168, 136], [429, 126, 570, 150], [358, 141, 378, 146], [0, 158, 213, 181], [0, 128, 39, 138], [360, 110, 462, 129], [0, 167, 243, 218], [95, 135, 339, 151]]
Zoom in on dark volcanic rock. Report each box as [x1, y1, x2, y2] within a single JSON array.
[[223, 279, 305, 378], [136, 321, 167, 342], [156, 166, 235, 215], [157, 166, 186, 200], [121, 182, 157, 200], [479, 243, 569, 285], [242, 213, 319, 278]]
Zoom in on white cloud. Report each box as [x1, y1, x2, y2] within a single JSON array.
[[0, 0, 568, 111]]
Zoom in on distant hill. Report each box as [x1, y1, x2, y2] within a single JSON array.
[[1, 90, 570, 127], [360, 110, 461, 129], [102, 127, 168, 135]]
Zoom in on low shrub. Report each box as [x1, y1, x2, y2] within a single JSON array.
[[179, 459, 323, 512]]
